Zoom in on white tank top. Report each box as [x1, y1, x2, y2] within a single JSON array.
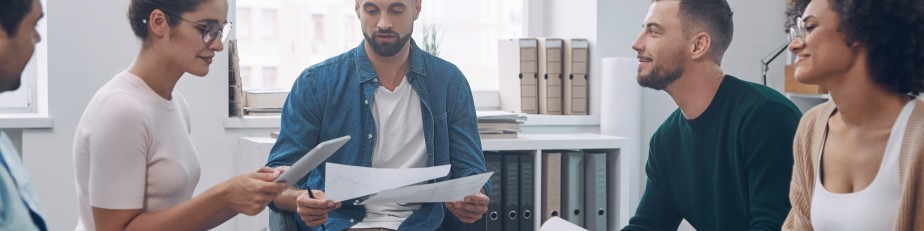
[[810, 100, 915, 231]]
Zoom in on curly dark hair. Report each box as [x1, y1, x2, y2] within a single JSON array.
[[786, 0, 924, 95]]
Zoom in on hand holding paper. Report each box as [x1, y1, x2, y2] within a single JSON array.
[[446, 190, 490, 224]]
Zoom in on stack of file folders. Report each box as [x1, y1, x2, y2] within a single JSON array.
[[465, 152, 536, 231], [464, 151, 609, 231], [548, 151, 608, 231], [498, 38, 590, 115], [476, 111, 527, 139]]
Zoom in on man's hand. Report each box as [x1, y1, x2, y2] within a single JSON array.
[[445, 192, 489, 223], [296, 190, 341, 227]]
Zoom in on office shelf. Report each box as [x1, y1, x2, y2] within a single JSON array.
[[235, 133, 632, 231]]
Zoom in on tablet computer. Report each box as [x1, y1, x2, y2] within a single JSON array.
[[274, 135, 351, 185]]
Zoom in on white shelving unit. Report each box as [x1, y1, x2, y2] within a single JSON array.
[[481, 133, 628, 231], [234, 133, 630, 231]]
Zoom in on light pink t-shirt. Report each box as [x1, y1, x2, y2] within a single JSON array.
[[73, 71, 200, 231]]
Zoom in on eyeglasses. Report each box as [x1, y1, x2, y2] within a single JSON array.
[[160, 10, 232, 45], [789, 17, 805, 44]]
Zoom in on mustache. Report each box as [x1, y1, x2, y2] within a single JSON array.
[[372, 30, 400, 37]]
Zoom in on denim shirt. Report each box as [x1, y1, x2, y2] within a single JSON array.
[[267, 40, 491, 231], [0, 131, 47, 231]]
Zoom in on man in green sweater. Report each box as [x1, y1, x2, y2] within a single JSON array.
[[622, 0, 801, 230]]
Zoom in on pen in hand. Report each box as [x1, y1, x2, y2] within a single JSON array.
[[306, 188, 328, 231]]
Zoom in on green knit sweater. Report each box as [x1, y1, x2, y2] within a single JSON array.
[[623, 76, 802, 231]]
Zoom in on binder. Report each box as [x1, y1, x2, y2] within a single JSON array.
[[502, 153, 520, 230], [584, 152, 607, 231], [564, 39, 589, 115], [560, 151, 585, 227], [538, 38, 564, 115], [498, 38, 540, 114], [484, 152, 504, 231], [519, 153, 536, 231], [541, 152, 562, 223]]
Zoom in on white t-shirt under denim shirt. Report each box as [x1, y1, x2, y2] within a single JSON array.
[[73, 71, 200, 231], [352, 76, 428, 230]]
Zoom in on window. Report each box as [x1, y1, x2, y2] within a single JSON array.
[[262, 9, 278, 39], [311, 14, 325, 53], [240, 66, 253, 87], [237, 8, 251, 39], [413, 0, 525, 90], [234, 0, 525, 91], [262, 66, 278, 88]]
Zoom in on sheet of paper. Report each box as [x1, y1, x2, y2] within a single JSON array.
[[324, 163, 450, 202], [360, 172, 493, 205], [540, 216, 588, 231]]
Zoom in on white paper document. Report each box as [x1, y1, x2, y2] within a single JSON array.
[[324, 163, 451, 202], [360, 172, 493, 205], [540, 216, 588, 231]]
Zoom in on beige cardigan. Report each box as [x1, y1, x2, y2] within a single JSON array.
[[783, 99, 924, 231]]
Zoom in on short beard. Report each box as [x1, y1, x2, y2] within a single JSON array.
[[637, 52, 685, 90], [363, 28, 413, 57]]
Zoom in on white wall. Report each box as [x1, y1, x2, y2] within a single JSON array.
[[21, 1, 276, 230]]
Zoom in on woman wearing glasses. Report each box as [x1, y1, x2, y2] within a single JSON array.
[[782, 0, 924, 230], [72, 0, 287, 230]]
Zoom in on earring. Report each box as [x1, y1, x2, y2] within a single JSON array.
[[142, 19, 148, 24]]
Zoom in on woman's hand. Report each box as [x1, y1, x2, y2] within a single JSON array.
[[221, 167, 289, 215]]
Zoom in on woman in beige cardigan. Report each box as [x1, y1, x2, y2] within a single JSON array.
[[782, 0, 924, 230]]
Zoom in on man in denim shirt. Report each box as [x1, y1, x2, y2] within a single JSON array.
[[0, 0, 46, 230], [267, 0, 490, 230]]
